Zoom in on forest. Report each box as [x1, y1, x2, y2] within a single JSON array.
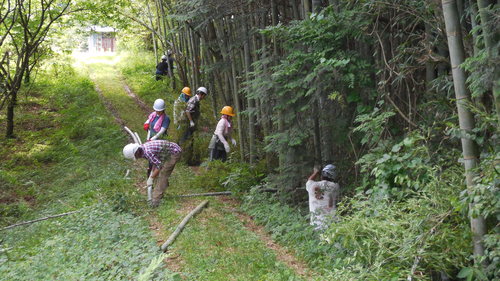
[[0, 0, 498, 280]]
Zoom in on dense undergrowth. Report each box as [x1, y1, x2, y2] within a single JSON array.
[[0, 62, 175, 280], [181, 136, 492, 280]]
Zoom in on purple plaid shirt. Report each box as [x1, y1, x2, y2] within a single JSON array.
[[141, 140, 182, 169]]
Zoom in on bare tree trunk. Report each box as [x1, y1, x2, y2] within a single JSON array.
[[442, 0, 486, 261], [303, 0, 311, 16], [312, 0, 322, 12], [243, 17, 256, 164], [146, 1, 158, 62], [477, 0, 500, 122], [425, 24, 436, 93], [6, 92, 16, 138]]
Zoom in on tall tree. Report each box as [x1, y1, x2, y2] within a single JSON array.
[[0, 0, 71, 138], [441, 0, 486, 259]]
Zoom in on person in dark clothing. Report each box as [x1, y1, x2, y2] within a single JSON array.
[[178, 86, 207, 165], [155, 51, 174, 80]]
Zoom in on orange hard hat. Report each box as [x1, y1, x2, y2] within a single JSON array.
[[182, 87, 191, 96], [220, 106, 235, 116]]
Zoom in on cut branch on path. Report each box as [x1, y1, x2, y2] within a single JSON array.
[[1, 211, 79, 231], [161, 200, 209, 252]]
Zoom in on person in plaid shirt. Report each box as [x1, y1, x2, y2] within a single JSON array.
[[123, 140, 182, 207]]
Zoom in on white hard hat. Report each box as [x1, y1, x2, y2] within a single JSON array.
[[123, 143, 140, 160], [161, 55, 167, 60], [153, 99, 165, 111], [196, 87, 208, 95]]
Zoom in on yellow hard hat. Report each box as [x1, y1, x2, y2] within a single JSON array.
[[182, 87, 191, 96], [220, 106, 235, 116]]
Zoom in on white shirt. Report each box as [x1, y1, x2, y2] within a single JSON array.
[[306, 180, 340, 230], [213, 117, 232, 146]]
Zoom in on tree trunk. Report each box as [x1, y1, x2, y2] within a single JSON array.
[[312, 0, 323, 12], [442, 0, 486, 260], [6, 91, 16, 138], [477, 0, 500, 122], [425, 24, 436, 93], [243, 18, 256, 164], [303, 0, 311, 16]]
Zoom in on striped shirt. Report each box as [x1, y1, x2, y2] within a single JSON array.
[[141, 140, 182, 169]]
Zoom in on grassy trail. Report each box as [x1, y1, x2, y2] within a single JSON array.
[[79, 54, 312, 280]]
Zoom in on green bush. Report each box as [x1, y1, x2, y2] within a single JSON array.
[[243, 164, 472, 280], [190, 161, 265, 194]]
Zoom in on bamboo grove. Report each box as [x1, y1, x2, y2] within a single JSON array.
[[130, 1, 498, 185], [128, 0, 498, 276]]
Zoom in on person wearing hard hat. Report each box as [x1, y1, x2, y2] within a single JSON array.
[[173, 87, 191, 127], [306, 164, 340, 231], [155, 50, 174, 81], [208, 106, 237, 162], [179, 86, 208, 144], [123, 140, 182, 207], [144, 99, 171, 177], [144, 99, 170, 141]]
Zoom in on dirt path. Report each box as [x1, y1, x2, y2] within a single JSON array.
[[188, 168, 313, 279], [87, 56, 314, 280]]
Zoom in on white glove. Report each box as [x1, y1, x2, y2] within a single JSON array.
[[189, 120, 195, 127], [147, 176, 154, 186], [224, 143, 230, 153], [231, 138, 237, 146]]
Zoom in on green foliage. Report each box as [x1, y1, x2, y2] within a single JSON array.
[[0, 204, 174, 280], [243, 169, 472, 280], [353, 102, 396, 146], [356, 133, 436, 198], [190, 160, 265, 194], [244, 5, 374, 195]]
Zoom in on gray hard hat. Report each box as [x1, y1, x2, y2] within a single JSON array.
[[322, 164, 337, 180]]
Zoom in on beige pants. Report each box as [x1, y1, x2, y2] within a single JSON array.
[[152, 152, 182, 202]]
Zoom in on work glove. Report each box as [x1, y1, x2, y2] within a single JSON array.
[[189, 120, 195, 127], [231, 138, 237, 146], [143, 123, 149, 131], [224, 143, 230, 153], [147, 176, 154, 186]]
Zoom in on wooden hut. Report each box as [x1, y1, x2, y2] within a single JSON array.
[[88, 26, 116, 53]]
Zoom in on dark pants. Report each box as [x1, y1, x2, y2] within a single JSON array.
[[210, 148, 227, 162], [180, 125, 196, 145]]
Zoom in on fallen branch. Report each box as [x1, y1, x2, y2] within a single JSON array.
[[1, 211, 79, 231], [174, 191, 232, 198], [161, 200, 209, 252]]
